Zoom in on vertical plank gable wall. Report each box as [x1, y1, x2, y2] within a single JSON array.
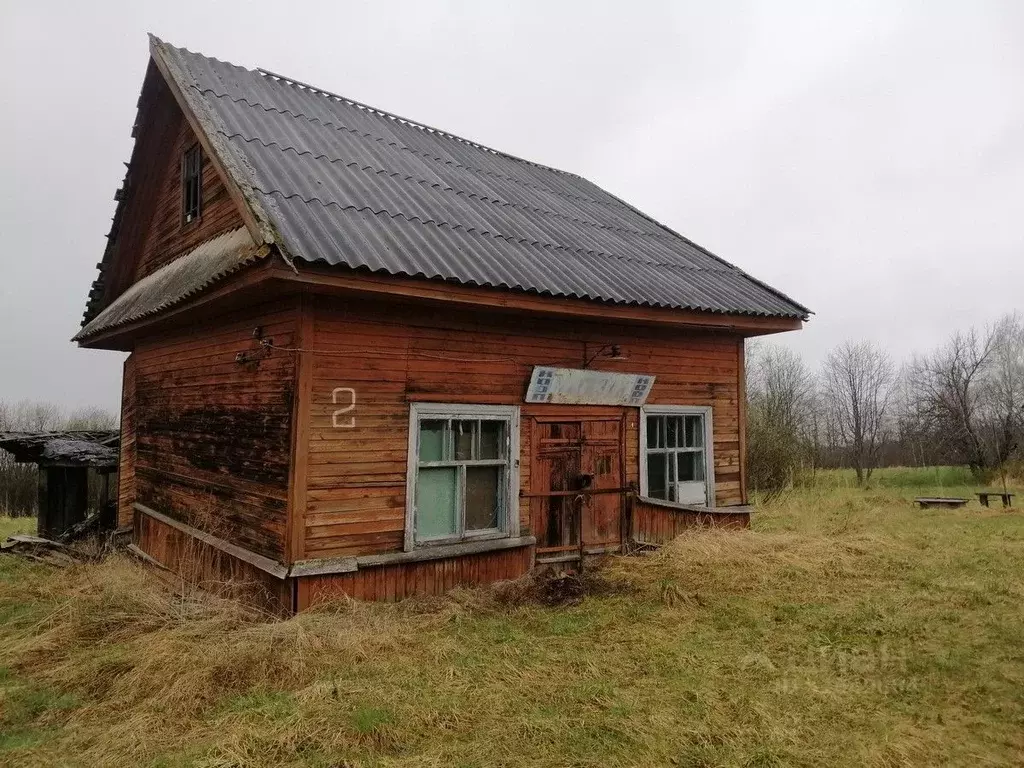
[[132, 74, 245, 282], [103, 64, 246, 306], [301, 295, 743, 560]]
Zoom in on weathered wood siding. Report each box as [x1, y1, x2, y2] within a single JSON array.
[[297, 545, 534, 609], [301, 295, 744, 560], [137, 508, 292, 615], [632, 496, 749, 545], [117, 353, 137, 528], [131, 300, 298, 561], [103, 63, 245, 304]]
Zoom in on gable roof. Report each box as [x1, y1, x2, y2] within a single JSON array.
[[82, 37, 810, 332]]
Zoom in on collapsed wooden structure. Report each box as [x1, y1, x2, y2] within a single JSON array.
[[75, 37, 809, 613], [0, 431, 119, 538]]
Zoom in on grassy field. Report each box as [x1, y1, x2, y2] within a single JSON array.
[[1, 469, 1022, 767]]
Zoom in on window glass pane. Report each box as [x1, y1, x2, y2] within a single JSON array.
[[416, 467, 458, 538], [666, 417, 682, 448], [419, 420, 446, 461], [454, 420, 475, 460], [685, 415, 704, 448], [647, 453, 668, 500], [479, 420, 505, 460], [646, 416, 659, 448], [466, 466, 501, 530], [678, 451, 706, 482]]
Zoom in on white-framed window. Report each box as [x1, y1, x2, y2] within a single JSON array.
[[639, 405, 715, 506], [405, 404, 520, 550]]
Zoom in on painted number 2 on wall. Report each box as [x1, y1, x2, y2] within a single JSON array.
[[332, 387, 357, 428]]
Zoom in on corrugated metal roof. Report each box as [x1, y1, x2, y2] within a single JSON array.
[[85, 38, 809, 327], [75, 228, 264, 339]]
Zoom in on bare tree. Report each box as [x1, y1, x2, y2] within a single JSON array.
[[746, 343, 818, 497], [908, 314, 1023, 480], [66, 406, 119, 431], [821, 341, 896, 484], [983, 314, 1024, 487]]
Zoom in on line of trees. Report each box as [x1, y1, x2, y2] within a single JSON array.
[[0, 400, 118, 517], [747, 312, 1024, 497]]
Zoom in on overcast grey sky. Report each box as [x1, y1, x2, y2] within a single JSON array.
[[2, 0, 1021, 413]]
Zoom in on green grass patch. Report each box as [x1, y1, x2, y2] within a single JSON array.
[[0, 515, 35, 539]]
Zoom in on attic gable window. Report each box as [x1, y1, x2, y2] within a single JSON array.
[[181, 144, 202, 224]]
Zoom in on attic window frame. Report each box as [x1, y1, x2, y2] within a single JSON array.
[[181, 143, 203, 225]]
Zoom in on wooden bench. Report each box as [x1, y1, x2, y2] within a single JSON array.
[[915, 497, 969, 510], [977, 492, 1015, 508]]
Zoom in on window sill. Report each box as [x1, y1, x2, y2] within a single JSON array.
[[362, 535, 536, 567], [637, 496, 751, 515]]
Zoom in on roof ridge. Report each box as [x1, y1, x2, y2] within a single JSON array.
[[218, 131, 687, 244], [192, 86, 629, 214], [151, 36, 583, 181], [254, 187, 733, 275], [253, 67, 580, 181]]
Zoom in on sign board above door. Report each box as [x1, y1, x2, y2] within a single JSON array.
[[525, 367, 655, 406]]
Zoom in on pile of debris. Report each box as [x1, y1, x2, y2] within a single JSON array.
[[1, 512, 129, 566]]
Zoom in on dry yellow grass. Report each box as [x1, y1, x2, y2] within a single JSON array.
[[1, 472, 1022, 767]]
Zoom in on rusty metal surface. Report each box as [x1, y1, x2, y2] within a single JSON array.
[[75, 228, 262, 340], [138, 38, 809, 320], [525, 366, 655, 406]]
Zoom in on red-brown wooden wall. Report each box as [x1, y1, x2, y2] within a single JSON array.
[[297, 294, 745, 562], [130, 300, 298, 561]]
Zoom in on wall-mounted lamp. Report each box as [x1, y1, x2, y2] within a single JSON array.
[[582, 344, 629, 369]]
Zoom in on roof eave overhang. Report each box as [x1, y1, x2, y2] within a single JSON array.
[[76, 256, 802, 353], [76, 258, 280, 351], [268, 263, 804, 335]]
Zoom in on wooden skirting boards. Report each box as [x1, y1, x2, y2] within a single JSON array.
[[134, 502, 536, 580], [135, 503, 289, 578], [133, 500, 749, 610]]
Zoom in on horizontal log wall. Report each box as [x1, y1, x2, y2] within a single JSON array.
[[136, 508, 292, 615], [302, 294, 744, 560], [632, 496, 750, 545], [131, 299, 298, 561], [297, 544, 534, 609]]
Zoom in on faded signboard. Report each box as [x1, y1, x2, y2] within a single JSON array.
[[525, 367, 655, 406]]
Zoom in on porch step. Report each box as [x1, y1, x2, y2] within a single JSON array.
[[536, 545, 621, 564]]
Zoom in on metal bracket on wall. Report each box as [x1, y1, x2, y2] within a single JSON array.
[[236, 329, 274, 365]]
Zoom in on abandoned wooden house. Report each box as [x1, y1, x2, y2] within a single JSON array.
[[75, 36, 809, 613]]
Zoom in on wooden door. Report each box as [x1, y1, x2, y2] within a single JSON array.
[[580, 419, 624, 550], [531, 417, 625, 562]]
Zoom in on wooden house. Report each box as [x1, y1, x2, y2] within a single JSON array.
[[76, 37, 809, 613]]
